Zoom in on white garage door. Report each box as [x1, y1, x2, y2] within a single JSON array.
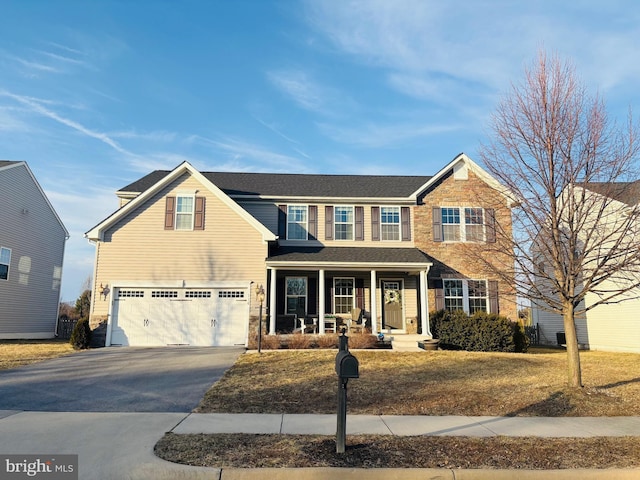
[[110, 287, 248, 346]]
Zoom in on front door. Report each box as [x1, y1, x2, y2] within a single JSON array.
[[382, 280, 404, 331]]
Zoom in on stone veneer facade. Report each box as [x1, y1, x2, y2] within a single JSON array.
[[414, 169, 517, 320]]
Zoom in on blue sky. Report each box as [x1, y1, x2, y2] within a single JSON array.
[[1, 1, 638, 302]]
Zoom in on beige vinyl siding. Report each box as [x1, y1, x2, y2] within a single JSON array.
[[92, 173, 268, 318], [583, 289, 640, 353], [0, 164, 67, 337]]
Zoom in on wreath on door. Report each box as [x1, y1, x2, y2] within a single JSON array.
[[384, 290, 401, 304]]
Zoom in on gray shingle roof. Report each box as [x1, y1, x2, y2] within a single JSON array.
[[119, 170, 432, 199], [267, 246, 433, 265], [586, 181, 640, 206], [0, 160, 20, 168]]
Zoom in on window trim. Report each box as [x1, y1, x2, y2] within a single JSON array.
[[287, 205, 309, 240], [285, 276, 307, 314], [333, 277, 355, 314], [0, 247, 10, 281], [334, 206, 355, 241], [440, 207, 486, 242], [443, 278, 489, 314], [379, 206, 401, 241], [175, 194, 196, 231]]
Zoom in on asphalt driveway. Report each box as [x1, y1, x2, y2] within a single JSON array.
[[0, 346, 243, 412]]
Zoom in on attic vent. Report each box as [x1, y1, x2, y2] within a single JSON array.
[[185, 291, 212, 298], [218, 290, 245, 298], [119, 290, 144, 298], [152, 290, 178, 298]]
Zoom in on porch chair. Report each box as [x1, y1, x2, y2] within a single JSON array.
[[349, 307, 366, 333], [294, 306, 317, 334]]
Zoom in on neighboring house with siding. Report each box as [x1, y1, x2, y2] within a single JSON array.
[[85, 153, 517, 347], [532, 181, 640, 353], [0, 161, 69, 338]]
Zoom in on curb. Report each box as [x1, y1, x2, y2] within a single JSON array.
[[217, 467, 640, 480]]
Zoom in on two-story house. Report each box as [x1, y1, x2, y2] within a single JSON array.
[[532, 181, 640, 353], [0, 161, 69, 338], [85, 153, 516, 347]]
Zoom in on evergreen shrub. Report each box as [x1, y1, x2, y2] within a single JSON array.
[[430, 309, 527, 353], [70, 318, 92, 350]]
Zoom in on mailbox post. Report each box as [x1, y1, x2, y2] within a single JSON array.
[[335, 329, 359, 454]]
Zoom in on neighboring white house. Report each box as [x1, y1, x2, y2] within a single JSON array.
[[532, 181, 640, 353], [0, 161, 69, 338]]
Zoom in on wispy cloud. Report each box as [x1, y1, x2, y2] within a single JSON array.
[[267, 69, 327, 112], [0, 89, 135, 156], [192, 134, 310, 172], [318, 120, 462, 148], [303, 1, 640, 100], [253, 115, 311, 159]]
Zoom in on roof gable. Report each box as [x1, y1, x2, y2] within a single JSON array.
[[0, 161, 69, 237], [85, 161, 276, 241]]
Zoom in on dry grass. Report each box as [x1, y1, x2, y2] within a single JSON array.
[[196, 347, 640, 417], [0, 339, 75, 370], [156, 433, 640, 469]]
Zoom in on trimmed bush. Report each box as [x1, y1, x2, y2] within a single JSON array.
[[429, 309, 527, 353], [70, 318, 92, 350]]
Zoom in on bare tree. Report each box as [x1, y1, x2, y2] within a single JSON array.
[[479, 51, 640, 388]]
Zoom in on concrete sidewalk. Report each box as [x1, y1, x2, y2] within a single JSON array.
[[173, 413, 640, 437], [1, 410, 639, 479]]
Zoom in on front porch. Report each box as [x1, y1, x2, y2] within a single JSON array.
[[264, 246, 434, 337]]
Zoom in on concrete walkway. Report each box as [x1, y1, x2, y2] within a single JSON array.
[[173, 413, 640, 437], [1, 410, 639, 479]]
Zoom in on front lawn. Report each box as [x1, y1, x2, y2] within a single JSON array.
[[157, 347, 640, 469], [196, 348, 640, 417], [0, 339, 75, 370]]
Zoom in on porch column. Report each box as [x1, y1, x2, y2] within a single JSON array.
[[318, 269, 325, 334], [269, 267, 277, 335], [420, 269, 431, 337], [370, 269, 378, 335]]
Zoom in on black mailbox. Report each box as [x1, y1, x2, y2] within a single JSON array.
[[335, 350, 359, 378]]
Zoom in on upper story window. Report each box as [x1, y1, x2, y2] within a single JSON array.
[[176, 195, 195, 230], [0, 247, 10, 280], [287, 205, 308, 240], [164, 195, 205, 231], [279, 204, 317, 241], [334, 206, 354, 240], [380, 207, 400, 241], [434, 207, 495, 243]]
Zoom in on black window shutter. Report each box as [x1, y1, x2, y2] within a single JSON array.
[[432, 207, 443, 242], [308, 277, 317, 315], [164, 196, 175, 230], [325, 279, 333, 313], [401, 207, 411, 241], [489, 280, 499, 314], [278, 205, 287, 238], [308, 205, 317, 240], [325, 206, 333, 240], [486, 208, 496, 243], [434, 278, 444, 310], [371, 206, 380, 241], [355, 206, 364, 241], [356, 278, 365, 309]]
